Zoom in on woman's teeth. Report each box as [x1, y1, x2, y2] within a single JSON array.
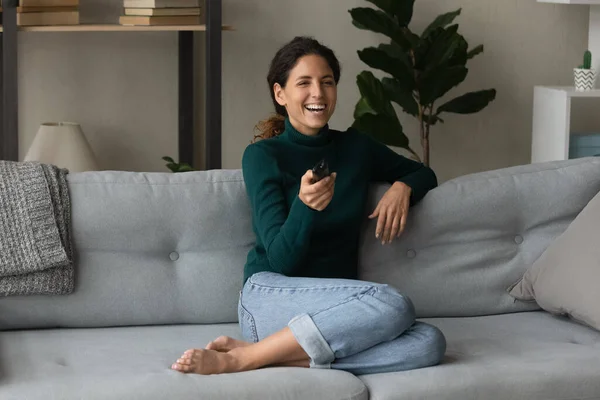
[[305, 105, 326, 112]]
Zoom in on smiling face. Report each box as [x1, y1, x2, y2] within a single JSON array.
[[273, 54, 338, 136]]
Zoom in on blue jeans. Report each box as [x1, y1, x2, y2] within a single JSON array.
[[238, 271, 446, 375]]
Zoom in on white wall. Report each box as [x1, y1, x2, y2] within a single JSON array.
[[17, 0, 593, 182]]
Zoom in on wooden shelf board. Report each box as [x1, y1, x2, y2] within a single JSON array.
[[537, 0, 600, 4], [0, 24, 233, 32], [536, 85, 600, 97]]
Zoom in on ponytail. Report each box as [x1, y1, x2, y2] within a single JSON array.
[[252, 114, 286, 143]]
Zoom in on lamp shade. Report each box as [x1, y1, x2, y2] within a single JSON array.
[[24, 122, 99, 172]]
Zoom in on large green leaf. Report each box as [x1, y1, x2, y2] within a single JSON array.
[[422, 8, 462, 38], [382, 77, 419, 116], [395, 0, 416, 26], [352, 113, 409, 149], [349, 8, 410, 50], [365, 0, 415, 26], [364, 0, 397, 18], [354, 96, 377, 119], [413, 36, 431, 71], [436, 89, 497, 114], [378, 42, 411, 65], [448, 34, 469, 66], [402, 28, 421, 48], [418, 65, 468, 105], [356, 71, 397, 117], [357, 47, 415, 90], [419, 25, 463, 69], [414, 25, 469, 71], [466, 45, 484, 60]]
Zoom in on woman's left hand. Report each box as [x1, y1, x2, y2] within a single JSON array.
[[368, 182, 412, 245]]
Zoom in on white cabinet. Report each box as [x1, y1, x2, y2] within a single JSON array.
[[532, 1, 600, 163], [532, 86, 600, 162]]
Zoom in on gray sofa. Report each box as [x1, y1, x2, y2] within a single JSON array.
[[2, 157, 600, 400]]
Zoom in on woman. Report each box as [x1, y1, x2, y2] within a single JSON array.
[[171, 36, 446, 375]]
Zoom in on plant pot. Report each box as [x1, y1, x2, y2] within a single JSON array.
[[574, 68, 597, 91]]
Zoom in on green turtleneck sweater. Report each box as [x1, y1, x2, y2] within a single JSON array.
[[241, 118, 437, 284]]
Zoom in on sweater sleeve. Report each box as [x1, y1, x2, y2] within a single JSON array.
[[242, 144, 317, 275], [364, 132, 438, 206]]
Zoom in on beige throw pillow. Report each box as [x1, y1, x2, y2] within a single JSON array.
[[509, 190, 600, 331]]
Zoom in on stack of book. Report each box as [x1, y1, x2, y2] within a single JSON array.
[[120, 0, 202, 26], [17, 0, 80, 26]]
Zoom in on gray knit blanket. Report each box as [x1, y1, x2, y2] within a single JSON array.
[[0, 161, 74, 296]]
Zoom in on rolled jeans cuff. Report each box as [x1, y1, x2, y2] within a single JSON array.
[[288, 313, 335, 369]]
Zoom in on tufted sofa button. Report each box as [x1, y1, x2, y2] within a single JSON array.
[[406, 249, 416, 259], [169, 252, 180, 261], [514, 235, 523, 245]]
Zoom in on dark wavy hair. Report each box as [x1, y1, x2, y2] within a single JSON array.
[[253, 36, 341, 142]]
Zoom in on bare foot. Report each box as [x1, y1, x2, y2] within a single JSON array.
[[171, 347, 309, 374], [204, 337, 308, 367], [205, 336, 251, 352], [171, 348, 243, 375]]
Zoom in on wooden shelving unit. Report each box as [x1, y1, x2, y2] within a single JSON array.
[[0, 24, 233, 32], [0, 1, 228, 170], [537, 0, 600, 4]]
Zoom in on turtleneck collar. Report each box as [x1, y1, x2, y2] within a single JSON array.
[[282, 117, 331, 147]]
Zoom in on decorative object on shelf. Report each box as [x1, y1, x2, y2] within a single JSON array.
[[348, 0, 496, 167], [120, 0, 202, 26], [162, 156, 194, 172], [24, 122, 99, 172], [569, 132, 600, 158], [17, 0, 80, 26], [574, 50, 597, 91]]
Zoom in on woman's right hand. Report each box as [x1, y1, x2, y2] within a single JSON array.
[[299, 171, 337, 211]]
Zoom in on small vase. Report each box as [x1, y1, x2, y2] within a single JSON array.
[[574, 68, 597, 91]]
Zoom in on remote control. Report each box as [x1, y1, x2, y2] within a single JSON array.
[[311, 158, 330, 183]]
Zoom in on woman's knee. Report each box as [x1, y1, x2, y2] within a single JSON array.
[[247, 271, 281, 287], [368, 285, 416, 337], [417, 322, 447, 367]]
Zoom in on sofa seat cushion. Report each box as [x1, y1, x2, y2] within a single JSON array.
[[360, 312, 600, 400], [0, 323, 367, 400]]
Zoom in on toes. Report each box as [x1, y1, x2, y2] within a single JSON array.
[[172, 360, 193, 373], [181, 364, 191, 372], [171, 363, 184, 371], [172, 350, 198, 372]]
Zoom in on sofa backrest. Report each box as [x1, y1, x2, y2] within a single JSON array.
[[1, 169, 253, 330], [2, 157, 600, 330], [359, 157, 600, 317]]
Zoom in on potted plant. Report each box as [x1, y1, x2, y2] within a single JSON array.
[[349, 0, 497, 167], [162, 156, 194, 173], [574, 50, 596, 91]]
